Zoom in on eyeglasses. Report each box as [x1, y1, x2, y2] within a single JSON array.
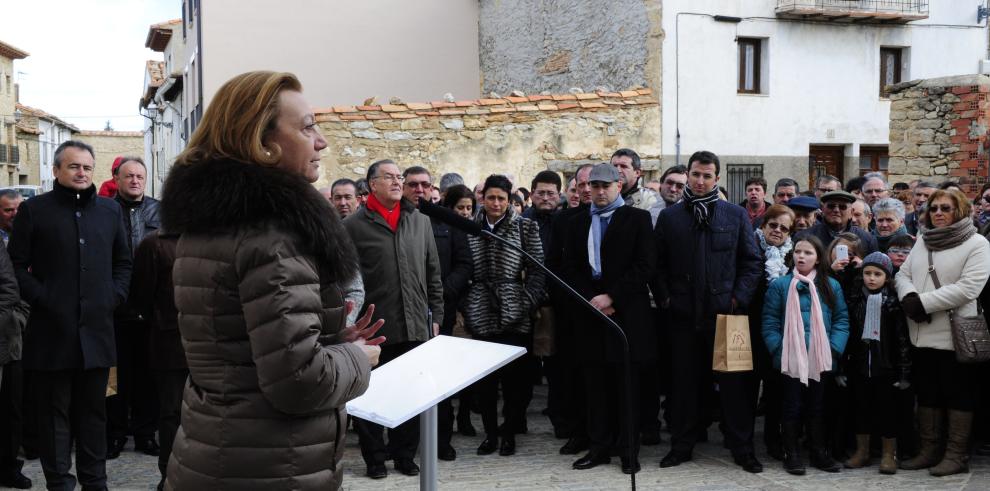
[[404, 181, 431, 189], [533, 190, 558, 198], [663, 180, 685, 189], [765, 222, 790, 234], [776, 192, 795, 198], [863, 188, 886, 195], [930, 204, 955, 214], [816, 187, 834, 194], [825, 202, 849, 211], [372, 174, 404, 183], [888, 247, 911, 255]]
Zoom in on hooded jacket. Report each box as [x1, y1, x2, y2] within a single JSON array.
[[161, 159, 370, 491]]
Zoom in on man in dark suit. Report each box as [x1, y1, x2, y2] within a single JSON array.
[[562, 163, 655, 475], [8, 140, 131, 491], [654, 150, 763, 473]]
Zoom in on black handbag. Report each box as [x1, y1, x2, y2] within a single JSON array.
[[928, 250, 990, 363]]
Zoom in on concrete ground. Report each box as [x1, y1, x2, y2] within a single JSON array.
[[14, 384, 990, 490]]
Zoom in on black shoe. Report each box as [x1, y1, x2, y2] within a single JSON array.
[[766, 440, 785, 461], [621, 456, 641, 474], [394, 458, 420, 476], [810, 451, 841, 473], [135, 437, 160, 457], [573, 451, 610, 470], [659, 450, 692, 468], [733, 453, 764, 474], [457, 413, 477, 437], [439, 443, 457, 461], [106, 437, 127, 460], [477, 436, 498, 455], [499, 435, 516, 456], [366, 462, 387, 479], [559, 436, 590, 455], [782, 422, 806, 475], [640, 429, 663, 446], [0, 471, 32, 489], [499, 422, 528, 435]]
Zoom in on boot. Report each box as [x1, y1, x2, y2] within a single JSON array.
[[781, 421, 805, 476], [809, 418, 840, 472], [929, 410, 972, 477], [879, 438, 897, 475], [900, 407, 943, 470], [844, 434, 871, 469]]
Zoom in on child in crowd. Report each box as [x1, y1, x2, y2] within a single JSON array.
[[841, 252, 911, 474], [885, 234, 915, 273], [762, 236, 850, 475]]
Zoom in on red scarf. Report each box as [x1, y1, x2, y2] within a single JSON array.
[[366, 193, 400, 232]]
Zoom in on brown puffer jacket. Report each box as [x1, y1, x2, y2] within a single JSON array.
[[160, 159, 369, 490]]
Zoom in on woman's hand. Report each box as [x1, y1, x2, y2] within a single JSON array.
[[352, 338, 382, 367], [830, 257, 850, 272], [338, 301, 386, 346]]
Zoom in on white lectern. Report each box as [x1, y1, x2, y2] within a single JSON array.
[[346, 335, 526, 490]]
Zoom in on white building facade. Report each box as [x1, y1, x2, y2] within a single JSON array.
[[661, 0, 990, 201]]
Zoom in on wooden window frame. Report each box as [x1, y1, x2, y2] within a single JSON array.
[[738, 38, 762, 94], [880, 47, 902, 98], [860, 146, 889, 177]]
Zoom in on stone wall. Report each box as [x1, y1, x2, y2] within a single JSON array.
[[74, 130, 145, 185], [478, 0, 662, 98], [315, 89, 660, 190], [887, 74, 990, 194]]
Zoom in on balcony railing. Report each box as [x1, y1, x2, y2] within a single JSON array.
[[776, 0, 929, 23]]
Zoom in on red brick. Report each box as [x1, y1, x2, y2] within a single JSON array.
[[479, 98, 505, 105], [619, 90, 639, 98], [339, 114, 367, 120], [536, 103, 559, 111], [455, 101, 476, 107], [315, 114, 340, 122], [365, 114, 389, 120], [637, 88, 653, 95], [979, 85, 990, 93], [574, 93, 599, 100], [312, 107, 333, 114], [954, 152, 974, 160], [357, 105, 381, 111], [333, 106, 358, 113], [961, 142, 980, 152], [465, 108, 491, 115], [438, 109, 466, 115], [951, 134, 971, 144], [552, 94, 577, 101], [414, 111, 441, 116], [960, 93, 984, 103], [406, 103, 433, 111], [961, 160, 979, 169], [506, 96, 529, 103], [952, 86, 973, 95], [597, 91, 622, 98], [516, 105, 539, 112], [622, 99, 639, 105], [954, 102, 973, 112], [951, 119, 973, 129], [431, 101, 456, 109], [380, 104, 407, 112], [390, 113, 417, 119], [579, 101, 607, 109], [960, 110, 978, 119], [489, 107, 516, 113], [950, 168, 968, 177], [557, 103, 580, 110], [603, 100, 626, 106], [527, 95, 553, 102]]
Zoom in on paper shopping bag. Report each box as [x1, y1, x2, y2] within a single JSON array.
[[713, 314, 754, 372], [106, 366, 118, 397]]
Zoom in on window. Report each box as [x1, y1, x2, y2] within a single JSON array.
[[880, 48, 902, 97], [738, 38, 762, 94], [860, 146, 889, 178], [726, 164, 764, 204]]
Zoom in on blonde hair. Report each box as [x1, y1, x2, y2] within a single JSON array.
[[923, 189, 972, 228], [175, 71, 302, 167]]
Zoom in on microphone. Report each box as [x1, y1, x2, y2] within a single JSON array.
[[417, 198, 483, 236]]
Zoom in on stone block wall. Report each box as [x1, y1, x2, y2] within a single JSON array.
[[887, 74, 990, 194], [315, 89, 660, 190], [75, 130, 145, 185]]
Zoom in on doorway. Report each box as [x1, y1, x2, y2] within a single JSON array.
[[808, 145, 845, 190]]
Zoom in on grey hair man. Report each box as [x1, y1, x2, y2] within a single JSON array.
[[861, 172, 889, 207], [872, 197, 907, 252], [438, 173, 464, 195], [773, 178, 799, 205]]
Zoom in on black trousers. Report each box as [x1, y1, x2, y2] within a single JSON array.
[[355, 342, 422, 465], [915, 347, 981, 411], [553, 335, 586, 439], [637, 361, 661, 435], [752, 365, 782, 447], [780, 375, 824, 423], [475, 333, 534, 438], [0, 361, 24, 474], [668, 323, 755, 456], [584, 362, 640, 457], [850, 373, 898, 437], [35, 368, 110, 491], [154, 369, 187, 481], [106, 319, 159, 441]]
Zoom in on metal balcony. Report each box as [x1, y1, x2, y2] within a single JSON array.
[[776, 0, 929, 23]]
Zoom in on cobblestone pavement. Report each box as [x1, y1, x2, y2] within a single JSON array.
[[14, 385, 990, 490]]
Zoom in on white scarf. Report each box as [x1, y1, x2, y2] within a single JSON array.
[[757, 229, 792, 282]]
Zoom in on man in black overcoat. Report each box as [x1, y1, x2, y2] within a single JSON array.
[[653, 150, 763, 474], [8, 140, 131, 491], [562, 163, 656, 475]]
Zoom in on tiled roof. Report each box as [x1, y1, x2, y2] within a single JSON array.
[[77, 130, 144, 137], [0, 40, 29, 60], [15, 103, 80, 132], [15, 122, 41, 135], [146, 19, 181, 51], [313, 88, 655, 122]]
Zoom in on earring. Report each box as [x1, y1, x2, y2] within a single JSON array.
[[265, 149, 272, 157]]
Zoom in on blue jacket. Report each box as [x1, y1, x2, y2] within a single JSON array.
[[655, 200, 761, 325], [761, 273, 850, 370]]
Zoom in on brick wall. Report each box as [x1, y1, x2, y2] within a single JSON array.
[[887, 74, 990, 194], [316, 89, 660, 189]]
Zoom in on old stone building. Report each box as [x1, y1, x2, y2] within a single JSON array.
[[0, 39, 29, 187], [14, 103, 79, 190], [887, 74, 989, 192], [74, 130, 145, 186]]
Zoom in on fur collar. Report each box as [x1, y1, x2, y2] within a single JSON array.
[[161, 159, 358, 283]]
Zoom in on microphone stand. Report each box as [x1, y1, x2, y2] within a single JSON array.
[[479, 229, 637, 491]]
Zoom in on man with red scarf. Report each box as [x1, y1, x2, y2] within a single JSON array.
[[343, 159, 444, 480]]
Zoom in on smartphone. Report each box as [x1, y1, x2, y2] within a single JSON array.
[[836, 244, 849, 261]]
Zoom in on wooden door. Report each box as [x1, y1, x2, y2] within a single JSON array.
[[808, 145, 845, 190]]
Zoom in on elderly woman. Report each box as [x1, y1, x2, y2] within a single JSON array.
[[895, 189, 990, 477], [463, 174, 546, 457], [872, 198, 909, 252], [160, 71, 383, 490], [748, 204, 796, 461]]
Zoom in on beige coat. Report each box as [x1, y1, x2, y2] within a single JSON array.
[[895, 234, 990, 350]]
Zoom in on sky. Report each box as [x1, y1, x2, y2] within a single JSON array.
[[2, 0, 181, 131]]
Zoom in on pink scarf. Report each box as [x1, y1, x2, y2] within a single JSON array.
[[781, 269, 832, 386]]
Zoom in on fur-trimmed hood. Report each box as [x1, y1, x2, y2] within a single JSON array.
[[161, 159, 358, 283]]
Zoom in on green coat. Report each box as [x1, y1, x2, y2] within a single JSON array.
[[344, 199, 444, 343]]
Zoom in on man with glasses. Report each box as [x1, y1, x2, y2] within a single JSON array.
[[648, 165, 687, 226], [795, 190, 878, 254], [355, 178, 370, 206], [344, 160, 444, 479], [772, 178, 799, 205], [814, 175, 842, 200], [861, 173, 889, 207], [905, 181, 936, 235]]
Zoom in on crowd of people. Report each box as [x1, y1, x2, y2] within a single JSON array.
[[0, 69, 989, 490]]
